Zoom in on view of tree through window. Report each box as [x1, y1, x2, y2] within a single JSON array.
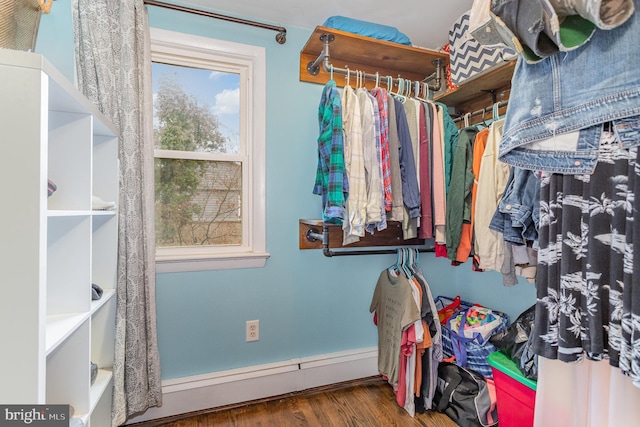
[[152, 62, 242, 247]]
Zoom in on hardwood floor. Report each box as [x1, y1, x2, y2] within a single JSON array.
[[126, 376, 458, 427]]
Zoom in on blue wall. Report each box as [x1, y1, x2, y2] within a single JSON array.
[[38, 2, 536, 381]]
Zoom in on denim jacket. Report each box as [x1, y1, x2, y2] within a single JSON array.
[[489, 167, 540, 246], [498, 1, 640, 174]]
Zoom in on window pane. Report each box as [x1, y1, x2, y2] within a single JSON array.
[[155, 158, 243, 247], [152, 62, 240, 154]]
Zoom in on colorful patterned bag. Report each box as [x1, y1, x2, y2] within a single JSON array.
[[435, 296, 509, 378]]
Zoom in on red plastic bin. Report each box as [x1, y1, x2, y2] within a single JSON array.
[[487, 351, 537, 427]]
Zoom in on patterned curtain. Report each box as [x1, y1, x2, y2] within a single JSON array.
[[72, 1, 162, 425]]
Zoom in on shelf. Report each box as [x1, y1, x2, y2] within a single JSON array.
[[90, 289, 116, 315], [48, 210, 93, 217], [89, 369, 113, 414], [46, 312, 90, 356], [299, 219, 426, 250], [434, 60, 516, 114], [0, 49, 117, 137], [0, 50, 118, 423], [300, 26, 448, 89], [92, 210, 118, 217]]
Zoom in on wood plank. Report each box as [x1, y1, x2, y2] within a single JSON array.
[[299, 219, 426, 250], [435, 61, 515, 110], [125, 376, 459, 427], [300, 26, 448, 89]]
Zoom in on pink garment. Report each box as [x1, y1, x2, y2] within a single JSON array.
[[434, 243, 448, 258], [395, 324, 416, 408]]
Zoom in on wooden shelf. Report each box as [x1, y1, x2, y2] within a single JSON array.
[[299, 219, 425, 250], [300, 26, 448, 89], [435, 60, 516, 115]]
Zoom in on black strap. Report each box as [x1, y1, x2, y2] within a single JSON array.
[[436, 370, 463, 412]]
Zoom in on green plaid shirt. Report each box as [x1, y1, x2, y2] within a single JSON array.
[[313, 80, 347, 224]]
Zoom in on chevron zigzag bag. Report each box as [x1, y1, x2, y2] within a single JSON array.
[[448, 11, 517, 86]]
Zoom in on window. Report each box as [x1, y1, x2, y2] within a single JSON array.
[[150, 28, 268, 272]]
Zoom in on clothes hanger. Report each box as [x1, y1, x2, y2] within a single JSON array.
[[401, 248, 414, 279], [394, 77, 406, 102], [493, 101, 500, 121], [416, 82, 430, 103], [407, 247, 417, 275], [480, 109, 490, 129], [330, 64, 334, 82], [375, 71, 380, 89], [345, 67, 351, 87], [389, 248, 402, 275], [464, 112, 471, 128]]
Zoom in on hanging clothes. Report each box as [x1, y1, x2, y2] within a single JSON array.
[[341, 84, 366, 244], [370, 266, 421, 387], [446, 126, 478, 262], [431, 104, 447, 247], [371, 87, 393, 212], [459, 127, 489, 263], [387, 93, 405, 222], [474, 118, 510, 271], [534, 124, 640, 386], [437, 102, 459, 194], [313, 79, 347, 224], [371, 249, 441, 415], [359, 88, 387, 233], [393, 98, 421, 233], [418, 102, 434, 239]]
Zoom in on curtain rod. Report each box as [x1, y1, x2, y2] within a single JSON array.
[[143, 0, 287, 44]]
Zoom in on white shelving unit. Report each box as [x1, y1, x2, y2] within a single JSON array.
[[0, 49, 119, 427]]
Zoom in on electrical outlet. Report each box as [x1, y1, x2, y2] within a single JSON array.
[[246, 320, 259, 342]]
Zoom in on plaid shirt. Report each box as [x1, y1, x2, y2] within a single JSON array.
[[313, 80, 347, 223], [371, 87, 392, 212]]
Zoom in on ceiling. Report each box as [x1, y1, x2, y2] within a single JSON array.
[[173, 0, 474, 50]]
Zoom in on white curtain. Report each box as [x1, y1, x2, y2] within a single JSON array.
[[534, 357, 640, 426], [72, 1, 162, 425]]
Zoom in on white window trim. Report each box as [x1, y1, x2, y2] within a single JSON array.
[[150, 28, 269, 272]]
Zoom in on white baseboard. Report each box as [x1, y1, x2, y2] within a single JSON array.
[[125, 347, 379, 424]]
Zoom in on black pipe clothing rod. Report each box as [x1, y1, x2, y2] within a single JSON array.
[[305, 226, 434, 257], [453, 100, 509, 123], [322, 247, 435, 257], [143, 0, 287, 44]]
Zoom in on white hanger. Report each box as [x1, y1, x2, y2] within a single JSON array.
[[395, 77, 407, 101]]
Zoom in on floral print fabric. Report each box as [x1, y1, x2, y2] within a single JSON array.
[[533, 124, 640, 387]]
